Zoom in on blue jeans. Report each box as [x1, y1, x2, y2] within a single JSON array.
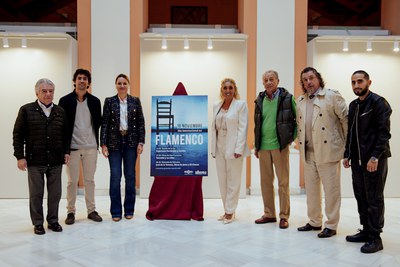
[[108, 139, 137, 218]]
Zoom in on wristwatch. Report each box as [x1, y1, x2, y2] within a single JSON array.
[[371, 157, 378, 163]]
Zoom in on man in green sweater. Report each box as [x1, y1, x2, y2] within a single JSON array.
[[254, 70, 297, 229]]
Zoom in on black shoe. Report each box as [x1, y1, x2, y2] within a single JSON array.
[[65, 213, 75, 225], [361, 238, 383, 253], [297, 223, 322, 231], [88, 211, 103, 222], [318, 228, 336, 238], [48, 222, 63, 232], [346, 229, 369, 243], [34, 225, 45, 235]]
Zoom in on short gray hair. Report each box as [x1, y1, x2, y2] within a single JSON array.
[[35, 78, 55, 94], [262, 70, 279, 80]]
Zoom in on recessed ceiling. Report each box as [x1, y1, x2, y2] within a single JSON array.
[[0, 0, 381, 26], [308, 0, 381, 26], [0, 0, 77, 23]]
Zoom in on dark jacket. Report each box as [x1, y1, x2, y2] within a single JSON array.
[[100, 95, 145, 151], [254, 88, 297, 151], [58, 90, 102, 147], [13, 101, 70, 166], [344, 91, 391, 165]]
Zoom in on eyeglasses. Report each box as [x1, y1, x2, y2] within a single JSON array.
[[223, 86, 233, 90]]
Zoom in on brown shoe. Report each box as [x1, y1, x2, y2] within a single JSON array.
[[279, 218, 289, 229], [317, 228, 336, 238], [255, 216, 277, 224], [88, 211, 103, 222]]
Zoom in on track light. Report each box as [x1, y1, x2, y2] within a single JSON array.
[[161, 38, 167, 50], [184, 39, 189, 50], [393, 41, 399, 52], [366, 41, 372, 52], [207, 38, 213, 50], [21, 38, 27, 48], [2, 38, 9, 48], [342, 40, 348, 52]]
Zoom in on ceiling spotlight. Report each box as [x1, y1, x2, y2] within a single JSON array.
[[184, 39, 189, 50], [21, 38, 27, 48], [366, 41, 372, 52], [393, 41, 399, 52], [161, 38, 167, 50], [207, 38, 213, 50], [2, 38, 9, 48], [342, 40, 349, 52]]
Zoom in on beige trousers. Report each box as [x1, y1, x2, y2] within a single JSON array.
[[304, 151, 341, 230], [259, 147, 290, 219], [66, 148, 98, 214], [215, 131, 244, 214]]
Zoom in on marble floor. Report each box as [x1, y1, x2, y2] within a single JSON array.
[[0, 194, 399, 267]]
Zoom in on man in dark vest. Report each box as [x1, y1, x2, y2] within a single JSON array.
[[254, 70, 297, 229]]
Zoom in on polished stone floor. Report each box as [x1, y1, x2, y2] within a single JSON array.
[[0, 195, 399, 267]]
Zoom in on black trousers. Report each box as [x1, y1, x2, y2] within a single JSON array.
[[351, 158, 388, 236], [27, 165, 62, 226]]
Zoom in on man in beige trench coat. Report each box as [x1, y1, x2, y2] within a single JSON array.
[[296, 67, 348, 238]]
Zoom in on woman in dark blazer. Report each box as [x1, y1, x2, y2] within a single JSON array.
[[100, 74, 145, 222]]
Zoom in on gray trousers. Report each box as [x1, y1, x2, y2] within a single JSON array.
[[27, 165, 62, 226]]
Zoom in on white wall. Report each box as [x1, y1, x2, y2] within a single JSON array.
[[252, 0, 299, 195], [139, 35, 248, 198], [308, 37, 400, 197], [91, 0, 131, 194], [0, 36, 77, 198], [256, 0, 295, 93]]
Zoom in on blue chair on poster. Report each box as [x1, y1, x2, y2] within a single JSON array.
[[156, 98, 174, 134]]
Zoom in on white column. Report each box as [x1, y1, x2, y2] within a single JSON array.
[[256, 0, 295, 93], [252, 0, 299, 195], [91, 0, 131, 192]]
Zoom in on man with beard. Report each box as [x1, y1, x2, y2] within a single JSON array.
[[343, 70, 392, 253], [59, 69, 103, 225], [296, 67, 348, 238]]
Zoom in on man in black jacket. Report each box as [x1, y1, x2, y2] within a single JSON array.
[[59, 69, 102, 225], [13, 78, 70, 235], [343, 70, 392, 253]]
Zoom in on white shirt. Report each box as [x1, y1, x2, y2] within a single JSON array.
[[119, 96, 128, 131], [37, 100, 53, 117]]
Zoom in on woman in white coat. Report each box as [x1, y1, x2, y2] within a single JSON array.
[[211, 78, 250, 224]]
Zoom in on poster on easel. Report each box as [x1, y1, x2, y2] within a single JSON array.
[[150, 95, 208, 177]]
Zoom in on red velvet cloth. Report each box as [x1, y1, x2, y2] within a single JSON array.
[[146, 82, 204, 221]]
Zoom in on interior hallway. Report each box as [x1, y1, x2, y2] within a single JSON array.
[[0, 195, 399, 266]]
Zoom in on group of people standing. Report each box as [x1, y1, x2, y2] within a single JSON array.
[[12, 66, 391, 254], [13, 69, 145, 235], [211, 67, 391, 254]]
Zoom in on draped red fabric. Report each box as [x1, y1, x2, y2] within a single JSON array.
[[146, 82, 204, 221]]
